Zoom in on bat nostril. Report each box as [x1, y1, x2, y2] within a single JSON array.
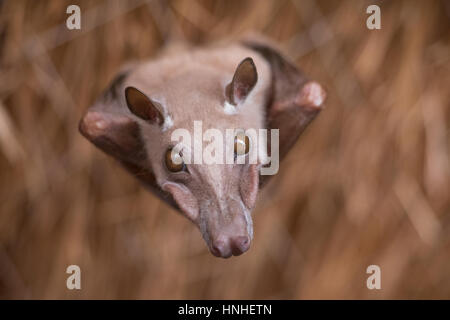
[[211, 236, 250, 258], [231, 236, 250, 255], [211, 240, 229, 258]]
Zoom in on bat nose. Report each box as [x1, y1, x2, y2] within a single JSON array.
[[211, 236, 250, 258], [231, 236, 250, 255], [211, 240, 231, 258]]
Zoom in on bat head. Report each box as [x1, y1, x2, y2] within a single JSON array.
[[125, 52, 270, 258], [81, 47, 271, 258], [79, 40, 326, 258]]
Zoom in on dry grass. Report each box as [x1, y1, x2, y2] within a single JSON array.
[[0, 0, 449, 299]]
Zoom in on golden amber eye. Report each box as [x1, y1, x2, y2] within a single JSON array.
[[165, 148, 185, 172], [234, 133, 250, 156]]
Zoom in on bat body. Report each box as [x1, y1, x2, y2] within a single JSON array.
[[79, 37, 326, 258]]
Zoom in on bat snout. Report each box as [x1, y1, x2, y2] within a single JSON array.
[[210, 235, 251, 258], [191, 178, 255, 258]]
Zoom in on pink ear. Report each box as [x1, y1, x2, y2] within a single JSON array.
[[226, 57, 258, 105], [125, 86, 164, 124], [162, 182, 199, 222], [240, 164, 260, 209]]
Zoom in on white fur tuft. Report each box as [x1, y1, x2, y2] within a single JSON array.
[[223, 101, 237, 115], [162, 115, 173, 131]]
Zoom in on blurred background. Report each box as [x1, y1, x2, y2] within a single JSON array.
[[0, 0, 449, 299]]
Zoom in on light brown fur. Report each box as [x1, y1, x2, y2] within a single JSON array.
[[79, 38, 326, 258]]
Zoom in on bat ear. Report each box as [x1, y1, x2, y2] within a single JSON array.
[[242, 40, 326, 187], [226, 57, 258, 105], [125, 86, 164, 125]]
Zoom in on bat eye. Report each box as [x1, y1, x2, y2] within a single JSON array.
[[165, 148, 185, 173], [234, 133, 250, 156]]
